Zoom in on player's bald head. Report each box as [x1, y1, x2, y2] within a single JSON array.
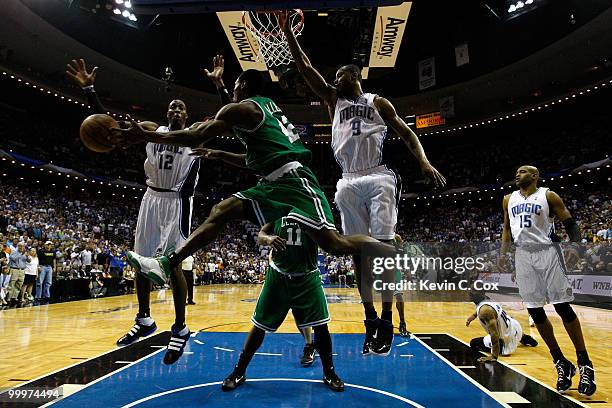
[[515, 165, 539, 188], [167, 99, 188, 130]]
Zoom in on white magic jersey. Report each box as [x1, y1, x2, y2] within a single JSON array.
[[331, 93, 387, 173], [508, 187, 553, 245], [143, 126, 200, 193], [477, 301, 522, 355]]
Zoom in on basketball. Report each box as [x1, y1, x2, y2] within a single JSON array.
[[79, 114, 118, 153]]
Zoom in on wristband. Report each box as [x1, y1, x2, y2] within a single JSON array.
[[82, 85, 95, 93]]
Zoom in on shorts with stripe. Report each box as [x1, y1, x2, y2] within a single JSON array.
[[134, 188, 193, 257], [334, 165, 400, 240], [252, 266, 330, 332], [233, 165, 336, 231], [514, 245, 574, 308]]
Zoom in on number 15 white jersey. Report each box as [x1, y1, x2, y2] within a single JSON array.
[[143, 126, 200, 192], [331, 93, 387, 173], [508, 187, 553, 245]]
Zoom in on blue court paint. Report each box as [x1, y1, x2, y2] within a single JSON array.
[[52, 333, 503, 408]]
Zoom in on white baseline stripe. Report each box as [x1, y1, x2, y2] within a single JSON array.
[[121, 379, 426, 408], [213, 347, 234, 352], [194, 340, 204, 345], [412, 336, 512, 408], [42, 347, 166, 407], [254, 352, 283, 356], [396, 341, 410, 347]]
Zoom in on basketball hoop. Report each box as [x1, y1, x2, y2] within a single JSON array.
[[242, 9, 304, 67]]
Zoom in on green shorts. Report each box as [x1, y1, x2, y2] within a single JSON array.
[[234, 165, 336, 230], [251, 267, 330, 332]]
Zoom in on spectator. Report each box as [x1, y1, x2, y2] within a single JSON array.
[[7, 242, 29, 306], [20, 247, 38, 304], [36, 241, 56, 304], [182, 256, 196, 306]]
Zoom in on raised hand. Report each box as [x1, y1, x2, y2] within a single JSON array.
[[203, 55, 225, 87], [66, 58, 98, 88], [278, 10, 291, 34]]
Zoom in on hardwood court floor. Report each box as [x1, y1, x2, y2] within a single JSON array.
[[1, 284, 609, 406]]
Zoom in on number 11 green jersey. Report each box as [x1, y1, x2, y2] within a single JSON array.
[[269, 217, 319, 276]]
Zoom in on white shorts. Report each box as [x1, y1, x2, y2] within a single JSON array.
[[134, 188, 194, 257], [334, 165, 401, 240], [484, 319, 523, 355], [514, 245, 574, 309]]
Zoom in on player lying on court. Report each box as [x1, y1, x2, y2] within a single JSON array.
[[500, 165, 595, 396], [112, 69, 399, 370], [66, 58, 207, 362], [279, 11, 445, 354], [466, 295, 537, 362]]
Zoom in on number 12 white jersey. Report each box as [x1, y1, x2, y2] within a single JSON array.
[[331, 93, 387, 173], [143, 126, 200, 192]]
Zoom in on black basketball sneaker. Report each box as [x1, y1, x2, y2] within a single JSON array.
[[398, 321, 411, 338], [222, 369, 246, 391], [371, 318, 394, 356], [300, 343, 316, 366], [323, 370, 345, 392], [555, 359, 576, 394], [163, 324, 191, 365], [116, 318, 157, 346], [362, 318, 379, 355], [578, 363, 596, 396]]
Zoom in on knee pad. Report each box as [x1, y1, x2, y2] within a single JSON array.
[[553, 303, 577, 323], [527, 307, 547, 324]]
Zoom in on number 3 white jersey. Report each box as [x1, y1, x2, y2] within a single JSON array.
[[331, 93, 387, 173], [508, 187, 553, 245], [143, 126, 200, 191], [477, 301, 523, 355]]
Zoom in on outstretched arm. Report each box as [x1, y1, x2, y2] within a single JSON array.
[[375, 97, 446, 188], [113, 102, 260, 147], [279, 11, 337, 106], [189, 148, 247, 168]]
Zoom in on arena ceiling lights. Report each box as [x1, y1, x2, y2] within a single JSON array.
[[112, 0, 138, 22]]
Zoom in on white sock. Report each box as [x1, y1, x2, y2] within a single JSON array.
[[138, 316, 154, 326], [177, 325, 189, 336]]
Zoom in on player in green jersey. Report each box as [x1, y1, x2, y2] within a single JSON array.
[[221, 216, 342, 392], [116, 68, 398, 365]]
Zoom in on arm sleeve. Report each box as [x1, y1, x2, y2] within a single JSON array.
[[85, 90, 107, 114], [562, 218, 581, 243], [217, 87, 232, 105]]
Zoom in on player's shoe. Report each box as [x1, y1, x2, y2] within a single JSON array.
[[323, 371, 345, 392], [117, 318, 157, 346], [520, 334, 538, 347], [163, 324, 191, 365], [127, 252, 171, 285], [371, 319, 393, 356], [398, 321, 411, 338], [300, 343, 316, 366], [362, 318, 379, 355], [221, 369, 246, 391], [578, 363, 596, 396], [555, 359, 576, 394]]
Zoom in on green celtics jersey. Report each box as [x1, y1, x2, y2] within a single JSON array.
[[269, 217, 319, 276], [233, 96, 312, 174]]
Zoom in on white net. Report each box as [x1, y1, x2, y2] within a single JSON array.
[[242, 9, 304, 67]]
